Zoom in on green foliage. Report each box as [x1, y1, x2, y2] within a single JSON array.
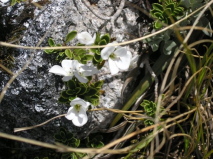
[[54, 128, 86, 159], [146, 0, 211, 55], [58, 79, 104, 106], [90, 33, 111, 68], [10, 0, 26, 6], [44, 31, 113, 67], [151, 0, 185, 29], [52, 128, 105, 159], [86, 134, 104, 148], [180, 0, 203, 10], [140, 100, 157, 126], [65, 31, 77, 43]]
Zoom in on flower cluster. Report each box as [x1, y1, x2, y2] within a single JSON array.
[[49, 59, 98, 83], [48, 31, 136, 127]]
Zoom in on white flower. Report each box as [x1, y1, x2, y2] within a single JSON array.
[[0, 0, 9, 3], [101, 42, 132, 75], [65, 97, 90, 127], [49, 60, 98, 83], [77, 31, 96, 45]]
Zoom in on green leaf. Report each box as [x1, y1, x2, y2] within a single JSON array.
[[78, 85, 88, 95], [98, 39, 107, 46], [65, 31, 77, 43], [76, 49, 87, 56], [48, 38, 55, 47], [44, 49, 54, 54], [61, 91, 70, 99], [94, 32, 101, 44], [100, 33, 110, 43], [84, 54, 94, 61], [85, 88, 98, 96], [152, 3, 164, 12], [67, 80, 76, 89], [74, 55, 81, 61], [154, 20, 163, 29], [94, 53, 102, 62], [66, 90, 75, 95], [94, 80, 104, 89], [65, 49, 73, 59], [166, 4, 175, 12], [69, 96, 77, 101], [71, 153, 78, 159], [162, 8, 172, 17], [58, 96, 69, 103], [11, 0, 17, 6]]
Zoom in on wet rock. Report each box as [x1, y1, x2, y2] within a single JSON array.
[[0, 0, 140, 147]]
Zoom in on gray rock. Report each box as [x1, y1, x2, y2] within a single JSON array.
[[0, 0, 140, 146]]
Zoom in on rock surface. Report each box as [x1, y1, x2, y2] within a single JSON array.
[[0, 0, 141, 147]]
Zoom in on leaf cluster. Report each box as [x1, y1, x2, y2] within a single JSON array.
[[86, 134, 104, 148], [140, 100, 157, 126], [58, 79, 104, 106], [44, 31, 112, 70], [151, 0, 185, 29], [54, 128, 86, 159]]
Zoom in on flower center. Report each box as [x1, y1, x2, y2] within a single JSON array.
[[74, 104, 81, 112], [109, 53, 117, 60]]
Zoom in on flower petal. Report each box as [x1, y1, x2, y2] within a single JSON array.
[[108, 58, 119, 75], [62, 76, 73, 81], [101, 43, 116, 60], [72, 114, 88, 127], [78, 106, 88, 118], [77, 32, 95, 45], [80, 65, 99, 76], [71, 97, 87, 107], [114, 47, 127, 57], [49, 65, 67, 76], [65, 107, 76, 120], [115, 51, 132, 70], [74, 72, 88, 83], [61, 60, 75, 73]]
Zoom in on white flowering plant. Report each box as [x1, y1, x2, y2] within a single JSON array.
[[46, 31, 135, 127]]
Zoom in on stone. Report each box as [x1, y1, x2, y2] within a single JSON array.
[[0, 0, 141, 147]]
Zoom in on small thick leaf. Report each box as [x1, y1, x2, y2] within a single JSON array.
[[94, 32, 101, 44], [101, 34, 110, 43], [48, 38, 55, 47], [78, 85, 88, 95], [166, 4, 175, 12], [65, 49, 73, 59], [66, 90, 75, 95], [65, 31, 77, 43], [93, 54, 102, 62], [154, 21, 163, 29], [94, 80, 104, 89], [58, 96, 69, 103], [85, 88, 98, 96], [98, 39, 107, 46], [61, 91, 70, 99], [152, 3, 164, 11], [84, 54, 94, 61], [44, 49, 54, 54], [76, 49, 87, 56], [90, 48, 99, 54]]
